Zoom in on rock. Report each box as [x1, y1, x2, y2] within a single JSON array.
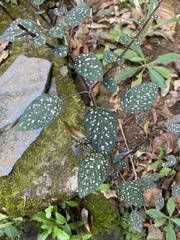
[[0, 47, 85, 215], [0, 54, 52, 176], [0, 54, 52, 131]]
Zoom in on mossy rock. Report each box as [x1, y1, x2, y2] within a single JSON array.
[[84, 194, 124, 240], [0, 2, 87, 216]]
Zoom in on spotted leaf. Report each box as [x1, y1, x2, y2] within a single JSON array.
[[172, 185, 180, 200], [0, 19, 47, 46], [74, 53, 103, 81], [164, 155, 177, 167], [53, 45, 68, 57], [49, 22, 65, 39], [52, 7, 67, 16], [155, 197, 165, 210], [103, 50, 114, 63], [130, 210, 144, 233], [64, 2, 90, 27], [84, 107, 117, 155], [78, 153, 110, 198], [103, 78, 117, 93], [165, 122, 180, 135], [16, 94, 63, 131], [120, 82, 158, 113], [33, 0, 44, 6], [120, 180, 144, 208]]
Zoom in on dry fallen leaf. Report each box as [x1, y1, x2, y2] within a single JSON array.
[[63, 121, 85, 140], [161, 78, 171, 97], [155, 0, 175, 30], [101, 189, 117, 199], [0, 41, 9, 51], [143, 120, 150, 134], [153, 133, 177, 155], [174, 80, 180, 91], [143, 188, 162, 207], [0, 50, 9, 64], [81, 208, 91, 232], [165, 91, 180, 107], [147, 225, 165, 240]]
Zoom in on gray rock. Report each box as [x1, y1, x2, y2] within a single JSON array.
[[0, 54, 51, 131], [0, 55, 52, 176]]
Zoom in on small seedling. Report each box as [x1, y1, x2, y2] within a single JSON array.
[[146, 198, 180, 240]]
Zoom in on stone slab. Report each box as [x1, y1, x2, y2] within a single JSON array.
[[0, 54, 51, 131]]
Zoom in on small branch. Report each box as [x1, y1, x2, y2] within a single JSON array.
[[118, 119, 137, 180]]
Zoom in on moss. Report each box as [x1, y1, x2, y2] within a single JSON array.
[[84, 194, 124, 240], [0, 2, 87, 216]]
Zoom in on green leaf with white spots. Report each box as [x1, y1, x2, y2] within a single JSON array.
[[147, 66, 167, 88], [164, 155, 177, 167], [115, 66, 142, 82], [103, 50, 114, 63], [33, 0, 44, 6], [64, 2, 90, 27], [130, 210, 144, 233], [16, 94, 63, 131], [53, 45, 68, 57], [74, 53, 103, 81], [103, 78, 117, 93], [84, 107, 117, 155], [165, 122, 180, 135], [52, 7, 67, 16], [120, 82, 158, 113], [120, 180, 144, 208], [0, 19, 47, 46], [78, 153, 110, 198], [155, 197, 165, 210], [172, 185, 180, 200], [49, 22, 65, 39]]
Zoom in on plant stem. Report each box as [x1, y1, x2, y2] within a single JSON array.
[[118, 119, 137, 180], [24, 0, 51, 28]]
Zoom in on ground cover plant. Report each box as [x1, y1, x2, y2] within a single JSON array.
[[0, 0, 180, 239]]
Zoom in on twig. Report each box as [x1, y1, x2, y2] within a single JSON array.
[[118, 119, 137, 180]]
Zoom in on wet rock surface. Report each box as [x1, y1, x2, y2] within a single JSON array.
[[0, 55, 52, 176]]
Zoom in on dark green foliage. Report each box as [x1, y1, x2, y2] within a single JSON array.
[[165, 122, 180, 135], [0, 215, 23, 239], [129, 210, 144, 233], [164, 155, 177, 167], [172, 185, 180, 200], [84, 107, 117, 155], [78, 153, 110, 198], [120, 180, 144, 208], [103, 78, 117, 93], [52, 7, 67, 16], [0, 19, 47, 46], [120, 82, 158, 113], [74, 53, 103, 81], [64, 2, 90, 27], [155, 197, 165, 210], [16, 94, 63, 130], [103, 50, 114, 63], [53, 45, 68, 57], [49, 22, 65, 39]]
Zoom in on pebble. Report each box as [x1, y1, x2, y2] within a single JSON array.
[[59, 66, 68, 76]]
